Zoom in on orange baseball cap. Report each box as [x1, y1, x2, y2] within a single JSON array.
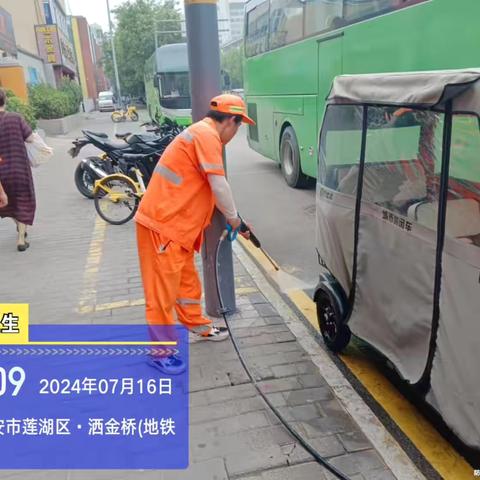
[[210, 94, 256, 125]]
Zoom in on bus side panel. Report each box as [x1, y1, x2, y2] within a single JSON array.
[[244, 42, 318, 96], [272, 97, 318, 176], [245, 41, 318, 162], [246, 96, 275, 159], [300, 96, 318, 178], [272, 96, 304, 162], [310, 37, 344, 178], [342, 0, 480, 76]]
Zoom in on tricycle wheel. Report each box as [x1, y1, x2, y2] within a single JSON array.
[[316, 291, 351, 353]]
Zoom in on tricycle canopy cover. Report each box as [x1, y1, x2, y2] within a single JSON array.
[[327, 69, 480, 114], [318, 68, 480, 449]]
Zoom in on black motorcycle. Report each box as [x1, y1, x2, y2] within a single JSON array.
[[69, 130, 174, 198], [141, 117, 185, 137]]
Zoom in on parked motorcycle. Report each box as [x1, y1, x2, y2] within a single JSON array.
[[68, 129, 174, 198], [141, 117, 185, 136]]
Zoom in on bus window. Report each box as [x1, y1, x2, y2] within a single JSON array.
[[344, 0, 403, 24], [159, 73, 191, 110], [246, 3, 270, 57], [269, 0, 304, 49], [305, 0, 344, 36]]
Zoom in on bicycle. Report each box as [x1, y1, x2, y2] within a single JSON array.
[[111, 105, 139, 123], [93, 152, 157, 225]]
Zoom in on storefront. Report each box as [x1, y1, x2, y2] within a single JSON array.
[[35, 23, 76, 85]]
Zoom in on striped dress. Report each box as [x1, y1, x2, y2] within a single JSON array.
[[0, 111, 35, 225]]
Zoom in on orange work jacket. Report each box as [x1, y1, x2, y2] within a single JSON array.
[[135, 117, 224, 251]]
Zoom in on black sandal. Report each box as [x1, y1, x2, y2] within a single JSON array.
[[17, 241, 30, 252]]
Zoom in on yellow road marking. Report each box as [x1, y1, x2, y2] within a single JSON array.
[[238, 236, 278, 275], [342, 348, 473, 479], [236, 286, 259, 295], [287, 290, 318, 329], [77, 216, 107, 312], [238, 238, 473, 480], [79, 298, 145, 314]]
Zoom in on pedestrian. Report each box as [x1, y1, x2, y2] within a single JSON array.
[[135, 94, 255, 374], [0, 180, 8, 208], [0, 88, 35, 251]]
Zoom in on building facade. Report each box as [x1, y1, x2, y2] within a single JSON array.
[[71, 16, 97, 111], [38, 0, 76, 84], [89, 24, 110, 93], [228, 0, 245, 42], [0, 0, 54, 88], [72, 18, 110, 111], [217, 0, 246, 46]]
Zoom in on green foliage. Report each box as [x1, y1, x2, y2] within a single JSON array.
[[58, 78, 83, 112], [29, 78, 82, 120], [221, 46, 244, 89], [5, 90, 37, 130], [103, 0, 182, 96]]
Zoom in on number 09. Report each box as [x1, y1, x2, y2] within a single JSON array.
[[0, 367, 26, 396]]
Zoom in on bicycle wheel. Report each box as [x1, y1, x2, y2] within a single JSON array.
[[111, 112, 123, 123], [94, 175, 140, 225]]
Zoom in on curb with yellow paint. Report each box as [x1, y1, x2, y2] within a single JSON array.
[[237, 236, 473, 480], [77, 216, 107, 313]]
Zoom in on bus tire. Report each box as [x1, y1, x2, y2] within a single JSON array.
[[280, 126, 311, 188]]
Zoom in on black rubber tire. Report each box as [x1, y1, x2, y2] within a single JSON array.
[[94, 175, 139, 225], [280, 126, 312, 188], [316, 291, 351, 353], [74, 161, 96, 199], [131, 112, 139, 122]]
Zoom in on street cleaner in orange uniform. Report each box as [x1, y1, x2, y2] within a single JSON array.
[[135, 94, 255, 374]]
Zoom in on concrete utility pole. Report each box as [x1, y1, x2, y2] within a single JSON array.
[[185, 0, 236, 316], [106, 0, 121, 101]]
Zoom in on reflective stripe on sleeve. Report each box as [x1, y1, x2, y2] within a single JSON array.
[[200, 162, 224, 172], [154, 164, 183, 185], [179, 130, 194, 143]]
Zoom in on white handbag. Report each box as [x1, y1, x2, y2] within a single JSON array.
[[26, 132, 53, 168]]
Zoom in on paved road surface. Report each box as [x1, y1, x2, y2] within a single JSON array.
[[227, 127, 319, 291]]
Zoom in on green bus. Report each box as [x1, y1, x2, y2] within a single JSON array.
[[244, 0, 480, 187], [144, 43, 192, 127]]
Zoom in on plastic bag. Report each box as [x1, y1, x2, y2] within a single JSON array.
[[25, 132, 53, 168]]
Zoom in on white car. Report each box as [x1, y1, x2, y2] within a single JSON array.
[[98, 91, 115, 112]]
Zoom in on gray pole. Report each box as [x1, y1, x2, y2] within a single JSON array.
[[185, 0, 236, 316], [106, 0, 121, 101]]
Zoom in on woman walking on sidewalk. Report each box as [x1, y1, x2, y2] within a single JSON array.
[[0, 88, 35, 251], [0, 180, 8, 208]]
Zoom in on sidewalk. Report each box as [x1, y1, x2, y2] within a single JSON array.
[[0, 119, 424, 480]]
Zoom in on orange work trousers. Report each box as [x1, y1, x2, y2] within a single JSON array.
[[136, 222, 211, 334]]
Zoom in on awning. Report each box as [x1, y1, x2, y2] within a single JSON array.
[[327, 69, 480, 115]]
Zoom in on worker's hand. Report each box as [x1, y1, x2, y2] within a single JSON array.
[[227, 215, 241, 231], [0, 190, 8, 208]]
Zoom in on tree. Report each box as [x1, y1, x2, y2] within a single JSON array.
[[103, 0, 181, 96], [221, 46, 244, 90]]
